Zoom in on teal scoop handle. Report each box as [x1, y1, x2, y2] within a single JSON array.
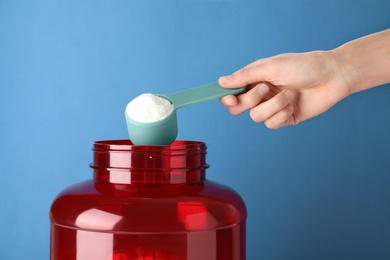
[[159, 82, 245, 109]]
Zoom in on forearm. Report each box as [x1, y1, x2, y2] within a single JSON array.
[[331, 29, 390, 95]]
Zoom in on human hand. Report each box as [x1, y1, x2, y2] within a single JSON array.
[[219, 51, 350, 129]]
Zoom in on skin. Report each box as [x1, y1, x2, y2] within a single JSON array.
[[219, 29, 390, 129]]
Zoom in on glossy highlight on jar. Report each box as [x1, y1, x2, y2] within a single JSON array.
[[50, 140, 247, 260]]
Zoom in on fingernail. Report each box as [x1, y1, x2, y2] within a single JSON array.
[[258, 84, 268, 96], [219, 76, 231, 84], [284, 89, 293, 100]]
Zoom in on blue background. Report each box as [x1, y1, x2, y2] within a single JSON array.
[[1, 0, 390, 259]]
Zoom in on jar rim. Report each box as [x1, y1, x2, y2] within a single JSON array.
[[93, 140, 207, 151]]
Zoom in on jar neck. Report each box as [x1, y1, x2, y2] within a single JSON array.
[[90, 140, 208, 185]]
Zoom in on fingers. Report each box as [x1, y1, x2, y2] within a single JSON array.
[[263, 105, 295, 129], [249, 89, 295, 128], [221, 82, 297, 128], [220, 94, 237, 106], [221, 83, 270, 115]]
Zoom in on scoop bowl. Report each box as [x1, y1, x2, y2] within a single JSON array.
[[125, 109, 178, 145]]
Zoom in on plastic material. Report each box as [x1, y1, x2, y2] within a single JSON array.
[[162, 82, 246, 110], [125, 82, 245, 145], [50, 140, 247, 260]]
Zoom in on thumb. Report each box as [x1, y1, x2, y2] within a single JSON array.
[[219, 64, 270, 88]]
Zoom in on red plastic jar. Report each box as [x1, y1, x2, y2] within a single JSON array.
[[50, 140, 247, 260]]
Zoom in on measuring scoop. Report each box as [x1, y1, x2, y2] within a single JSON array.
[[125, 82, 245, 145]]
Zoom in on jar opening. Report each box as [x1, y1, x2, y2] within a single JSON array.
[[91, 140, 209, 185]]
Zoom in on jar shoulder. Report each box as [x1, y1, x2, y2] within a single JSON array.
[[50, 179, 246, 232]]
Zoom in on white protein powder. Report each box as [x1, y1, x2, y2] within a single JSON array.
[[126, 93, 174, 123]]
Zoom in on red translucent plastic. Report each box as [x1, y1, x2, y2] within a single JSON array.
[[50, 140, 247, 260]]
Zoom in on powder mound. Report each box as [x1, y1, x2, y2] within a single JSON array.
[[126, 93, 174, 123]]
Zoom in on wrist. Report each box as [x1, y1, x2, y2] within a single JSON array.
[[329, 30, 390, 95], [324, 49, 355, 101]]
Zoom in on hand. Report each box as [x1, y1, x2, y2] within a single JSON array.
[[219, 51, 350, 129]]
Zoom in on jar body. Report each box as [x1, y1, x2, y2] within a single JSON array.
[[50, 140, 247, 260]]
